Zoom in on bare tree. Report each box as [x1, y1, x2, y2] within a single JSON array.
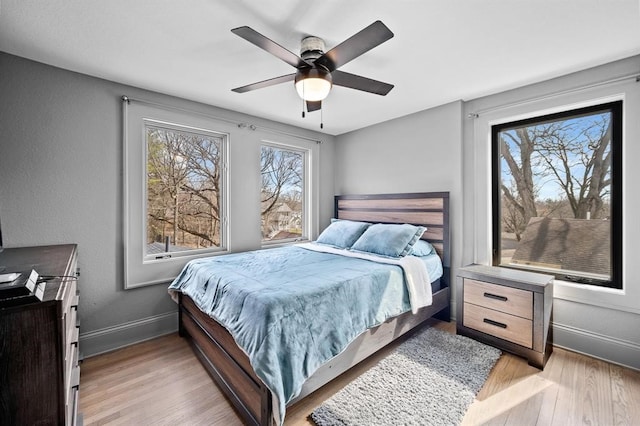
[[260, 146, 303, 239], [500, 128, 542, 239], [147, 129, 190, 243], [501, 189, 528, 241], [261, 146, 302, 217], [147, 128, 222, 249], [178, 135, 222, 244], [535, 115, 611, 219], [499, 112, 612, 237]]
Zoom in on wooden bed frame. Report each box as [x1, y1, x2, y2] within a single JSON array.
[[177, 192, 451, 425]]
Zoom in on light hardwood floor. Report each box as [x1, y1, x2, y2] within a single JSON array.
[[79, 320, 640, 425]]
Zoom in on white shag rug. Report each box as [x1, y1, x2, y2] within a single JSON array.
[[310, 326, 501, 426]]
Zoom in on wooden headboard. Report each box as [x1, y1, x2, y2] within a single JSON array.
[[334, 192, 451, 272]]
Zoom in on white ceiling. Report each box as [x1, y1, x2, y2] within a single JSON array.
[[1, 1, 639, 135]]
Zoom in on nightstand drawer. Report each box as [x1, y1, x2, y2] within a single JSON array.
[[463, 302, 533, 348], [464, 278, 533, 319]]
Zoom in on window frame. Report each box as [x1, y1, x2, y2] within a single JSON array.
[[491, 100, 623, 289], [123, 101, 230, 289], [143, 119, 228, 262], [259, 140, 311, 247]]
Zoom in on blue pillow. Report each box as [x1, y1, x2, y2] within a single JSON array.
[[351, 223, 426, 258], [316, 219, 371, 249], [408, 239, 435, 256]]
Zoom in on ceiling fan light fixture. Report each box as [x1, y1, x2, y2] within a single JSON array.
[[295, 68, 332, 101]]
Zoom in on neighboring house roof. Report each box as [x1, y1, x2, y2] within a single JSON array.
[[511, 217, 610, 276], [276, 203, 293, 213]]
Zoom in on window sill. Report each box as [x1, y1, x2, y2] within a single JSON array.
[[261, 239, 309, 249], [552, 278, 640, 315]]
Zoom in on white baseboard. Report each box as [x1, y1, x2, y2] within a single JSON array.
[[78, 310, 640, 372], [552, 322, 640, 371], [80, 310, 178, 358]]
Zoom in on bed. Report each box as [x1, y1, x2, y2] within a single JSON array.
[[171, 192, 450, 426]]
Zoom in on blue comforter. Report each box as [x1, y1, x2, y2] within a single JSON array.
[[168, 245, 434, 423]]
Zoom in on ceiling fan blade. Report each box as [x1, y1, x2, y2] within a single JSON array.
[[232, 73, 296, 93], [306, 101, 322, 112], [231, 26, 309, 69], [314, 21, 394, 72], [331, 70, 394, 96]]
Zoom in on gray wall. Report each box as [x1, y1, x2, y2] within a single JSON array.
[[336, 56, 640, 369], [0, 52, 336, 355], [334, 100, 464, 314]]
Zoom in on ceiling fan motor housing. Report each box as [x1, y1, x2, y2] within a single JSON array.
[[296, 35, 333, 101], [300, 36, 326, 63]]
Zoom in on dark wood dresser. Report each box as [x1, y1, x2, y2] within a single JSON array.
[[0, 244, 81, 425]]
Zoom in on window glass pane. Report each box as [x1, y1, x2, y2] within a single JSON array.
[[494, 103, 621, 287], [260, 145, 304, 242], [146, 125, 223, 256]]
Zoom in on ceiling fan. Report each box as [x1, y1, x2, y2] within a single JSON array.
[[231, 21, 395, 117]]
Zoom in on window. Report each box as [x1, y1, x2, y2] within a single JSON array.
[[260, 144, 306, 243], [492, 101, 622, 289], [124, 99, 230, 289], [260, 143, 306, 244], [145, 122, 225, 259]]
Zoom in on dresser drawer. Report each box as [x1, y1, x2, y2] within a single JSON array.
[[64, 303, 78, 343], [66, 384, 79, 426], [62, 279, 78, 318], [464, 278, 533, 319], [65, 330, 79, 388], [463, 302, 533, 348], [66, 345, 80, 398]]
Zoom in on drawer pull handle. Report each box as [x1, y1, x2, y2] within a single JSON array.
[[483, 318, 507, 329], [484, 292, 508, 302]]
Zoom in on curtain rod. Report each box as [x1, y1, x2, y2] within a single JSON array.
[[121, 95, 323, 144], [467, 72, 640, 119]]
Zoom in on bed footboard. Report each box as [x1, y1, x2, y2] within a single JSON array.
[[179, 293, 272, 426], [178, 286, 449, 426]]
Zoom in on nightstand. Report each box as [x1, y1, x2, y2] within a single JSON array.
[[456, 264, 553, 369]]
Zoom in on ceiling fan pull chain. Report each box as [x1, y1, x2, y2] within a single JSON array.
[[320, 107, 324, 129], [302, 85, 306, 118]]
